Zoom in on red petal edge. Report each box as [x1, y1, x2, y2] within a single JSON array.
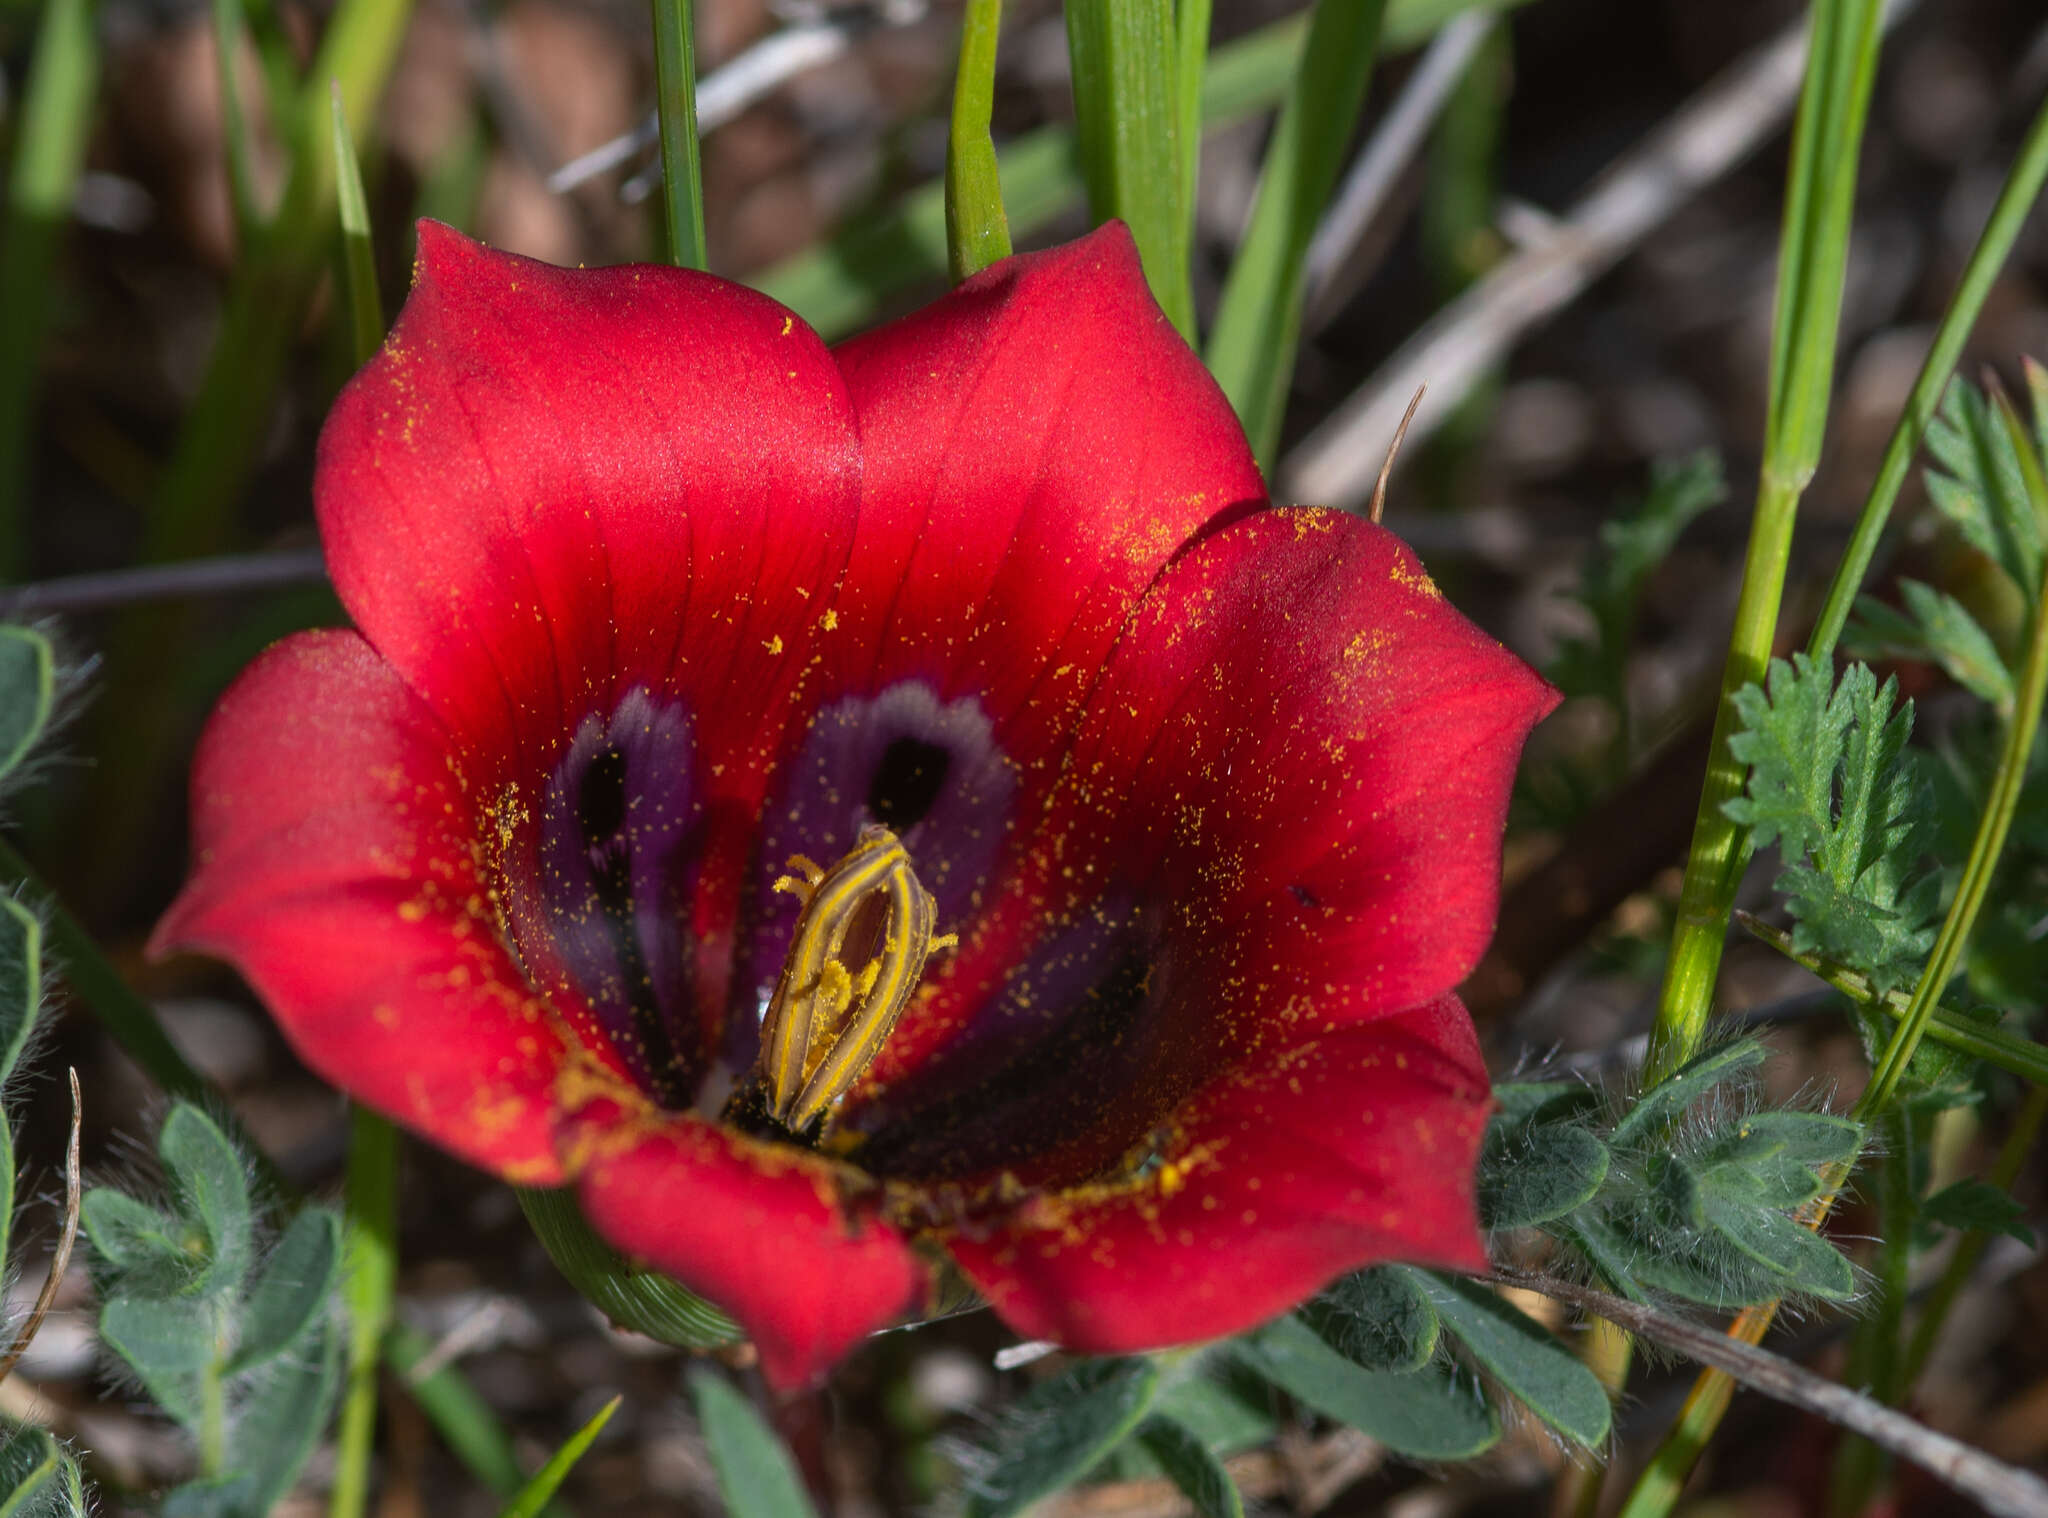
[[564, 1096, 926, 1388], [151, 630, 569, 1184], [941, 994, 1491, 1351]]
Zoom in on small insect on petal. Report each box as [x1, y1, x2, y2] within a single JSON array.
[[757, 825, 954, 1133]]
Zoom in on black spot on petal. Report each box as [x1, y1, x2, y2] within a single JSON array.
[[867, 736, 952, 830]]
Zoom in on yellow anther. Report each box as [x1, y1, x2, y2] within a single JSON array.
[[755, 825, 951, 1132]]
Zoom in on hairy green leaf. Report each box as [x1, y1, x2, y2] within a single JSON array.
[[689, 1367, 821, 1518], [0, 896, 40, 1091], [1922, 1177, 2036, 1244], [1847, 581, 2015, 714], [228, 1208, 342, 1372], [1235, 1316, 1498, 1461], [80, 1190, 205, 1297], [1411, 1272, 1611, 1448], [1608, 1041, 1767, 1150], [1924, 376, 2045, 597], [1134, 1418, 1241, 1518], [159, 1104, 256, 1296], [962, 1358, 1160, 1518], [0, 1426, 84, 1518], [1698, 1194, 1857, 1300], [1480, 1120, 1610, 1230], [0, 627, 55, 792], [1304, 1266, 1438, 1373], [1725, 656, 1939, 992], [97, 1296, 215, 1429]]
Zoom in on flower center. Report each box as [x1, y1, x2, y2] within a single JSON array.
[[746, 825, 955, 1135]]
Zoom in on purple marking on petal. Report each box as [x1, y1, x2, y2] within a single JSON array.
[[522, 687, 703, 1104], [836, 895, 1174, 1181], [723, 682, 1018, 1069]]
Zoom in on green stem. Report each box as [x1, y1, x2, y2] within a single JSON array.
[[649, 0, 706, 270], [1641, 0, 1885, 1089], [199, 1345, 229, 1476], [1807, 89, 2048, 664], [385, 1324, 569, 1515], [0, 0, 99, 581], [1738, 913, 2048, 1087], [944, 0, 1012, 281], [331, 1109, 399, 1518], [1902, 1084, 2048, 1386]]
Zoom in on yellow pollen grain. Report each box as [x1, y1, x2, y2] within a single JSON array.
[[764, 635, 785, 655]]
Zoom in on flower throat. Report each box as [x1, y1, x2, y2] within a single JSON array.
[[728, 825, 955, 1142]]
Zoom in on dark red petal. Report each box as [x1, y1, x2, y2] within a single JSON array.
[[940, 995, 1490, 1351], [826, 221, 1265, 770], [317, 222, 861, 795], [151, 631, 569, 1184], [564, 1097, 925, 1388], [1064, 507, 1558, 1024]]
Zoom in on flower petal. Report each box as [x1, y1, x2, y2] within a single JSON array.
[[317, 222, 862, 791], [858, 508, 1552, 1125], [564, 1097, 926, 1388], [940, 995, 1490, 1351], [1063, 506, 1557, 1023], [151, 631, 569, 1184], [826, 220, 1265, 769]]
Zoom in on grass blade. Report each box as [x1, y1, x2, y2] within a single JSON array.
[[330, 83, 385, 365], [650, 0, 707, 269], [1174, 0, 1212, 249], [1065, 0, 1193, 338], [0, 0, 99, 581], [497, 1395, 619, 1518], [1204, 0, 1387, 466], [946, 0, 1012, 281], [213, 0, 263, 241], [330, 1110, 398, 1518], [754, 12, 1306, 340]]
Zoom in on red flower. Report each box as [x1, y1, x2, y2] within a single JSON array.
[[154, 222, 1556, 1387]]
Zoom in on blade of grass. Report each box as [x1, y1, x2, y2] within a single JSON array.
[[945, 0, 1011, 281], [0, 0, 99, 582], [497, 1396, 620, 1518], [1065, 0, 1193, 338], [332, 1109, 399, 1518], [386, 1324, 570, 1516], [331, 83, 385, 362], [650, 0, 706, 269], [1204, 0, 1388, 468], [754, 12, 1304, 340], [1174, 0, 1212, 250], [214, 0, 264, 242], [1807, 89, 2048, 664], [1643, 0, 1886, 1089]]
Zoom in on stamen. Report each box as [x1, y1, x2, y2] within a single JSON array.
[[755, 825, 954, 1133]]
